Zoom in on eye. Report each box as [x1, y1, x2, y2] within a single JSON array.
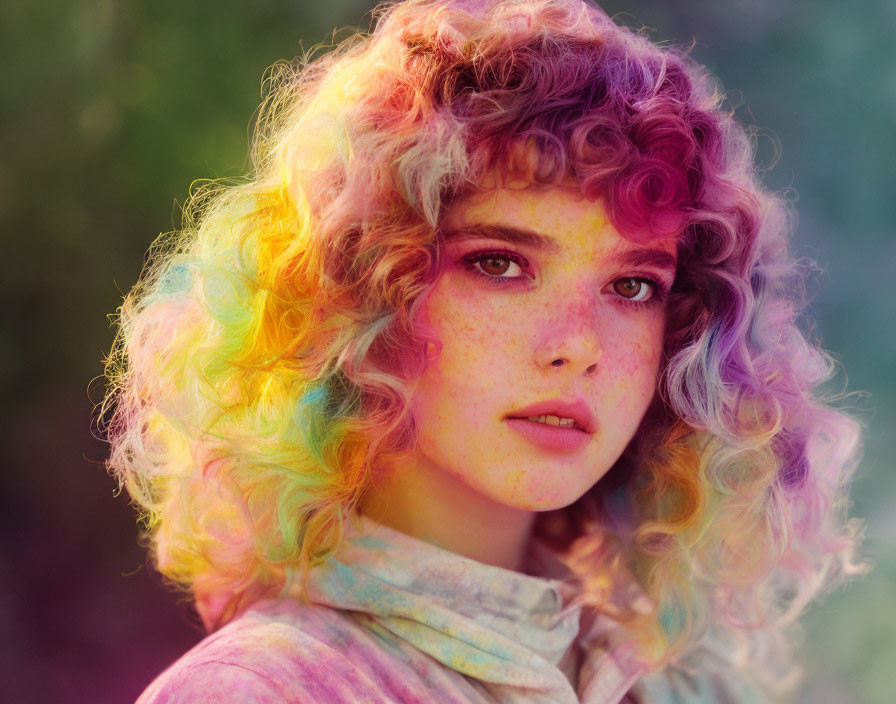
[[460, 249, 529, 284], [613, 277, 657, 303]]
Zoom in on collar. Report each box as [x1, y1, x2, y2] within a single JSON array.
[[292, 511, 584, 701]]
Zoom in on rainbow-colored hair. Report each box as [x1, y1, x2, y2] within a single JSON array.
[[99, 0, 865, 695]]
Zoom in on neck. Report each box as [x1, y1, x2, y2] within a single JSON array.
[[357, 453, 537, 572]]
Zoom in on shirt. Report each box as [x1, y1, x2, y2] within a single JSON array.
[[135, 513, 766, 703]]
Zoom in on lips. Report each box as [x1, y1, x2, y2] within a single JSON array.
[[505, 398, 596, 434]]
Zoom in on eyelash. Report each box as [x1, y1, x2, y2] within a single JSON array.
[[458, 248, 669, 309]]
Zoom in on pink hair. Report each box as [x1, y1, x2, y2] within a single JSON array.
[[99, 1, 866, 695]]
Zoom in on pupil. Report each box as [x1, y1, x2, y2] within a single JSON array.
[[482, 256, 509, 276], [617, 278, 639, 297]]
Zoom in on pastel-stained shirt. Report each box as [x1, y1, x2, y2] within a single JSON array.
[[135, 513, 766, 703]]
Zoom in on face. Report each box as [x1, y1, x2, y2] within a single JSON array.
[[407, 183, 678, 512]]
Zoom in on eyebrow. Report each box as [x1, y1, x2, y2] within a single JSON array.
[[441, 223, 678, 273], [442, 224, 563, 254]]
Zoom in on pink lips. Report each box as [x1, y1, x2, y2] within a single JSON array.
[[503, 397, 596, 453], [504, 417, 592, 452], [505, 398, 596, 434]]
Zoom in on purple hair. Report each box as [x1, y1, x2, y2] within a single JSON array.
[[100, 0, 866, 696]]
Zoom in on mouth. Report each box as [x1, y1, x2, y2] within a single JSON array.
[[506, 415, 589, 433], [503, 417, 592, 452], [504, 397, 597, 435]]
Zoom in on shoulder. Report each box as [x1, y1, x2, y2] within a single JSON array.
[[135, 659, 287, 704], [134, 599, 384, 704]]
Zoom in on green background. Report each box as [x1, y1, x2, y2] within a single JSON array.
[[2, 1, 892, 701]]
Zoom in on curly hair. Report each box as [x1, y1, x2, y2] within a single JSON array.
[[99, 0, 865, 696]]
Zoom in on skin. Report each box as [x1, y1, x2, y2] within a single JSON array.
[[358, 181, 677, 572]]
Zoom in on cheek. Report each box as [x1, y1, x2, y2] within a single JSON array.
[[413, 288, 510, 412], [424, 282, 519, 369], [601, 321, 665, 407]]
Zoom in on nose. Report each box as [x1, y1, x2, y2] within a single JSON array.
[[535, 305, 602, 377]]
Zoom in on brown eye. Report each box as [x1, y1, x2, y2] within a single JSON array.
[[461, 250, 528, 282], [479, 255, 513, 277], [613, 277, 654, 302]]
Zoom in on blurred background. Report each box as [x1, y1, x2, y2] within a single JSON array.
[[1, 0, 892, 701]]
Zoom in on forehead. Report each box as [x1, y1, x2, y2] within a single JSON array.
[[441, 184, 679, 259]]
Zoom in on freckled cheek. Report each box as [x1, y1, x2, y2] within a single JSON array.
[[422, 295, 514, 398], [601, 324, 664, 400], [429, 292, 516, 356]]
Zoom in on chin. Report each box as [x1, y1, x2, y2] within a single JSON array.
[[497, 486, 588, 513]]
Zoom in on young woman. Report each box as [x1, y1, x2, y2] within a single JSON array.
[[101, 0, 866, 701]]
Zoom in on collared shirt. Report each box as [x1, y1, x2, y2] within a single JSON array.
[[136, 513, 765, 703]]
